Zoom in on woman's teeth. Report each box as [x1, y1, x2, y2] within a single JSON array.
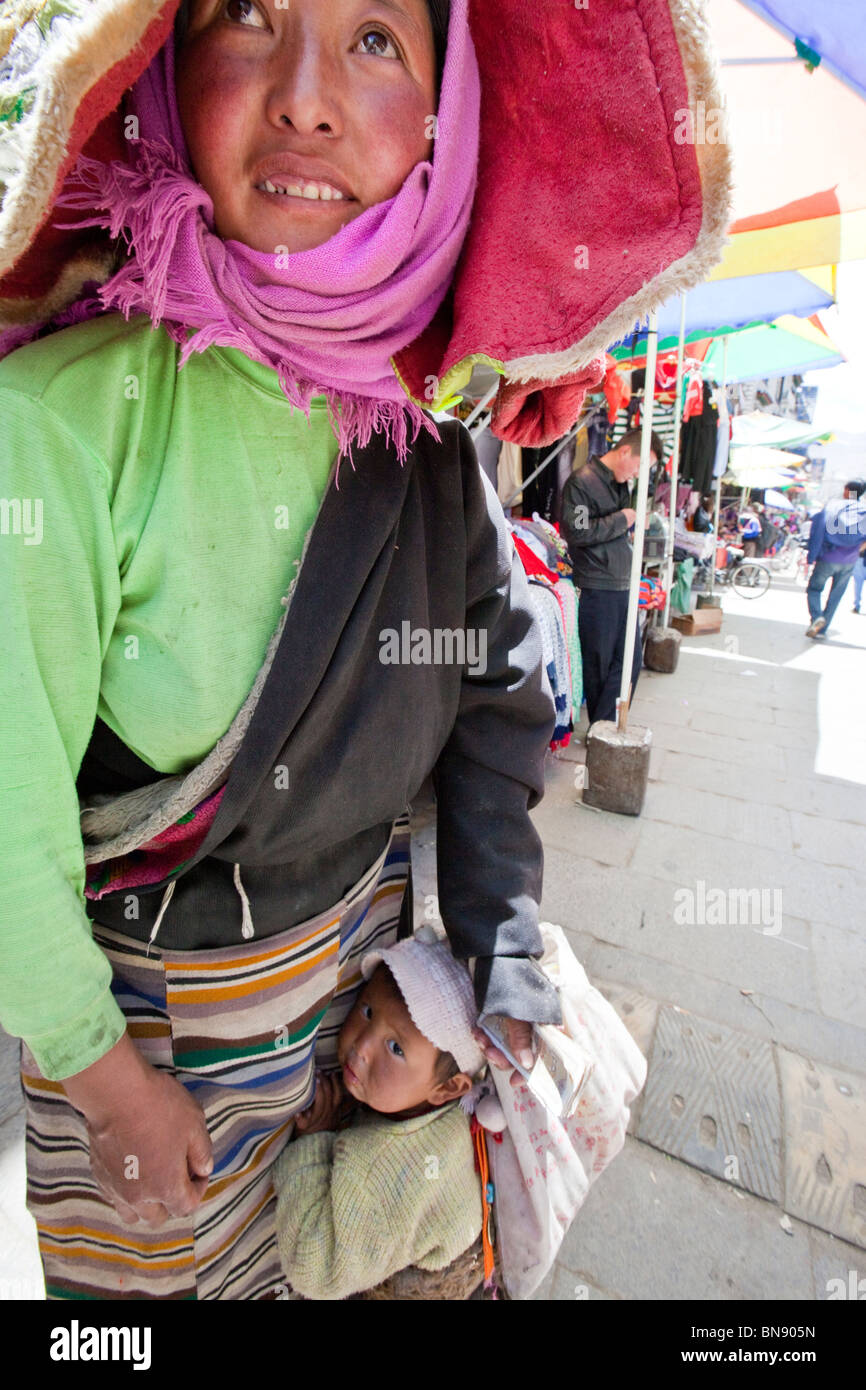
[[257, 179, 345, 202]]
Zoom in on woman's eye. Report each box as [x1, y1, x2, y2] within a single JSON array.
[[356, 28, 400, 60], [225, 0, 268, 29], [386, 1039, 404, 1058]]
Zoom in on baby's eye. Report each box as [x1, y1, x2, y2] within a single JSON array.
[[225, 0, 268, 29], [386, 1039, 404, 1058], [360, 1003, 372, 1020], [356, 28, 400, 60]]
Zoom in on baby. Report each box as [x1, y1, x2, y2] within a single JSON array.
[[272, 932, 486, 1300]]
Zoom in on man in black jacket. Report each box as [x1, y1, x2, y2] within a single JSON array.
[[561, 429, 663, 726]]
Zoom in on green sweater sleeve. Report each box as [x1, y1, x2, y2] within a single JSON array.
[[272, 1109, 482, 1301], [0, 386, 127, 1079]]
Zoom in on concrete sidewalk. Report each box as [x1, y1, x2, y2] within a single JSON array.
[[1, 573, 864, 1301], [529, 572, 866, 1299]]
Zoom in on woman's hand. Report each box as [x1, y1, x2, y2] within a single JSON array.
[[293, 1072, 350, 1136], [472, 1018, 536, 1089], [62, 1032, 213, 1227]]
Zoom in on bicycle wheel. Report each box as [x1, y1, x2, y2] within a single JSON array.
[[732, 562, 771, 598]]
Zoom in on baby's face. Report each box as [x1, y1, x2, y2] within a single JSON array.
[[175, 0, 438, 254], [338, 966, 448, 1114]]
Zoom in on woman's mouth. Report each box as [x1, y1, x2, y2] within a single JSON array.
[[255, 178, 351, 204]]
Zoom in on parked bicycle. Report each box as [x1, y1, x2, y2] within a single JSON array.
[[693, 543, 771, 599]]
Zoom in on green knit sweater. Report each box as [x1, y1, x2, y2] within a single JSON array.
[[273, 1101, 483, 1301]]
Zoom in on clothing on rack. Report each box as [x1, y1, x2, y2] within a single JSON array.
[[520, 432, 577, 523], [610, 401, 677, 464], [584, 405, 610, 460], [679, 382, 718, 495], [510, 520, 580, 740], [653, 481, 692, 517], [527, 578, 573, 749], [471, 424, 502, 490], [497, 439, 523, 507], [511, 514, 574, 580]]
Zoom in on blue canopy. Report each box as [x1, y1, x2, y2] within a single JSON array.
[[740, 1, 866, 103], [615, 268, 833, 353]]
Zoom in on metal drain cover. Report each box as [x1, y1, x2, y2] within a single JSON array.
[[637, 1007, 783, 1201], [778, 1049, 866, 1249]]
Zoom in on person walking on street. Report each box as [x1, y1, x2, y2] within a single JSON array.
[[738, 507, 762, 558], [805, 478, 866, 638], [561, 429, 663, 727], [852, 541, 866, 614]]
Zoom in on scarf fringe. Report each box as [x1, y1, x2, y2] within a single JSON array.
[[52, 139, 440, 463]]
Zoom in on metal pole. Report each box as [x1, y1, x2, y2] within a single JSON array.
[[502, 424, 581, 511], [709, 336, 730, 595], [618, 311, 659, 731], [662, 294, 688, 628], [463, 381, 499, 434]]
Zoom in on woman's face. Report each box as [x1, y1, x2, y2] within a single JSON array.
[[175, 0, 438, 254]]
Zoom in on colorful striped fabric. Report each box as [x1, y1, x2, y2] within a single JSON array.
[[84, 787, 226, 900], [22, 815, 410, 1300]]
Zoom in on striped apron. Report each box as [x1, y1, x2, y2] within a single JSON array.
[[22, 815, 410, 1300]]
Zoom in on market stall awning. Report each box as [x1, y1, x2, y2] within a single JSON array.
[[731, 411, 832, 450], [728, 445, 809, 470], [738, 0, 866, 102], [613, 266, 834, 355], [706, 1, 866, 275], [698, 315, 844, 383]]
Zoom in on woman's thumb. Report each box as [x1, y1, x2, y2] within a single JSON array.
[[188, 1124, 214, 1177]]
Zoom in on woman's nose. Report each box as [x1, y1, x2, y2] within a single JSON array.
[[265, 34, 343, 139]]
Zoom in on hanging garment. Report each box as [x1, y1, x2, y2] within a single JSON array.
[[610, 401, 677, 462], [512, 516, 573, 579], [520, 442, 561, 522], [471, 423, 502, 490], [653, 481, 692, 517], [585, 406, 610, 459], [527, 578, 573, 749], [603, 356, 631, 423], [556, 576, 583, 720], [680, 382, 719, 494], [497, 439, 523, 507]]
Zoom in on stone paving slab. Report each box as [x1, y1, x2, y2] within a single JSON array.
[[637, 1008, 783, 1203], [546, 850, 820, 1014], [807, 1226, 866, 1302], [655, 750, 866, 825], [810, 921, 866, 1027], [0, 1108, 43, 1301], [578, 936, 866, 1079], [0, 1030, 22, 1128], [550, 1136, 815, 1301], [789, 810, 866, 873], [778, 1049, 866, 1250], [595, 981, 659, 1136], [629, 817, 866, 926], [644, 781, 796, 853]]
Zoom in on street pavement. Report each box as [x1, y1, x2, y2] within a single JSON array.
[[1, 571, 864, 1301]]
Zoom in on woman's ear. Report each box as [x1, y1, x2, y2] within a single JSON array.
[[428, 1070, 473, 1107]]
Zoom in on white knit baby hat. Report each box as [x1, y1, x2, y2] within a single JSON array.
[[360, 926, 486, 1078]]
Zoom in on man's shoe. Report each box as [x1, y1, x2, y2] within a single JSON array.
[[805, 616, 827, 638]]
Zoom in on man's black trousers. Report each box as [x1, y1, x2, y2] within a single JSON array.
[[578, 587, 643, 725]]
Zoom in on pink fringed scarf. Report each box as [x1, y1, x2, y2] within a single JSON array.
[[49, 2, 480, 461]]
